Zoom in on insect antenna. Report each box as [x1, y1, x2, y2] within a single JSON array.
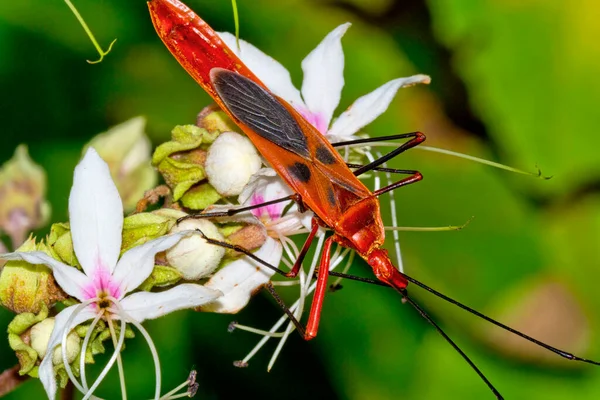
[[398, 288, 504, 399], [201, 231, 504, 398], [327, 270, 600, 366]]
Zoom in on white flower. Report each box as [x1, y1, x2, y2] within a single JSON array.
[[1, 148, 221, 400], [218, 25, 430, 142], [198, 169, 302, 314], [238, 169, 306, 238]]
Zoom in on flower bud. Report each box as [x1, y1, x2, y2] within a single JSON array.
[[196, 106, 240, 133], [166, 219, 226, 280], [30, 318, 81, 365], [152, 125, 220, 205], [0, 145, 50, 248], [86, 117, 157, 212], [205, 132, 262, 197], [0, 237, 67, 314]]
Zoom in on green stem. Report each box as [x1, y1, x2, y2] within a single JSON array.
[[416, 145, 551, 179], [63, 0, 116, 64], [231, 0, 240, 50], [385, 216, 474, 232]]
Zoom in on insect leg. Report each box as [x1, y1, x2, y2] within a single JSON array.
[[399, 290, 504, 399], [263, 282, 306, 337], [305, 235, 336, 340], [197, 230, 351, 341], [346, 163, 423, 197], [285, 218, 320, 278], [332, 131, 425, 177], [195, 229, 291, 277], [177, 194, 300, 224]]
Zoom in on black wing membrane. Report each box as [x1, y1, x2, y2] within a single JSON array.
[[210, 68, 310, 159]]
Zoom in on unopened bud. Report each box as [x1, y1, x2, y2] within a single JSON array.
[[0, 145, 50, 248], [205, 132, 262, 197], [0, 237, 67, 313], [30, 318, 81, 365], [152, 125, 220, 203], [166, 219, 225, 280], [197, 106, 240, 133]]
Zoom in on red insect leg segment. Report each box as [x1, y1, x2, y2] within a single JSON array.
[[305, 236, 336, 340]]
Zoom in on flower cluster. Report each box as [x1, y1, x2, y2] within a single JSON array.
[[0, 22, 429, 400]]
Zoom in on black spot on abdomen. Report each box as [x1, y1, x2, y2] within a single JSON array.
[[315, 145, 337, 165], [288, 162, 311, 183]]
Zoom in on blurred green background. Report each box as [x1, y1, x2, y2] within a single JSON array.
[[1, 0, 600, 399]]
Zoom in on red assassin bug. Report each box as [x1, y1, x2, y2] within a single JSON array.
[[147, 0, 599, 398]]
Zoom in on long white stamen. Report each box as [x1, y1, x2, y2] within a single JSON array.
[[279, 235, 300, 271], [374, 149, 404, 273], [365, 151, 381, 192], [232, 324, 287, 337], [83, 319, 125, 400], [115, 304, 162, 400], [106, 315, 127, 400], [80, 311, 104, 391], [271, 280, 301, 287], [266, 244, 348, 371], [62, 298, 97, 394], [83, 298, 127, 400], [160, 379, 189, 400]]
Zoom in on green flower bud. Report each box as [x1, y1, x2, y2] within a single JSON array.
[[196, 107, 241, 133], [122, 212, 173, 253], [46, 222, 78, 267], [152, 124, 221, 207], [0, 145, 51, 248], [85, 117, 157, 212], [30, 318, 81, 365], [7, 304, 48, 375], [0, 237, 67, 314]]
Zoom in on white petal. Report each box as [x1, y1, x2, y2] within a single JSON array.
[[238, 168, 292, 205], [119, 284, 222, 322], [218, 32, 304, 106], [112, 232, 189, 296], [39, 305, 96, 400], [1, 251, 89, 300], [328, 74, 431, 137], [300, 23, 351, 131], [238, 168, 294, 223], [69, 148, 123, 275], [202, 237, 282, 313]]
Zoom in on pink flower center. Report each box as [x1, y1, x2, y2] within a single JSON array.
[[250, 194, 284, 221], [81, 263, 122, 308]]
